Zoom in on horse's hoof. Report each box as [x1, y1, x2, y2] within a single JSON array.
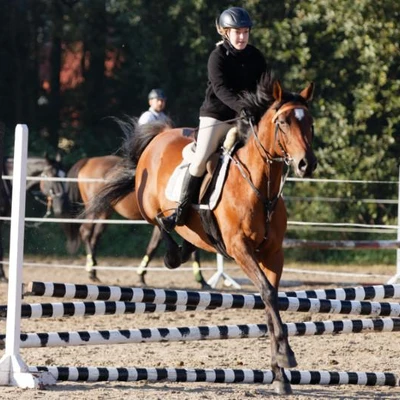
[[273, 380, 293, 395], [0, 276, 8, 283], [164, 253, 181, 270], [89, 273, 100, 283], [277, 351, 297, 368], [138, 274, 146, 286], [200, 281, 212, 290]]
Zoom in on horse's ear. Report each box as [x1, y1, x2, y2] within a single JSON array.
[[272, 81, 283, 102], [300, 82, 314, 102]]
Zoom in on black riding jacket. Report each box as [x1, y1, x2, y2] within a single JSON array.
[[199, 40, 267, 121]]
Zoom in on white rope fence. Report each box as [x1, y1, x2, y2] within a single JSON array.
[[2, 156, 400, 283]]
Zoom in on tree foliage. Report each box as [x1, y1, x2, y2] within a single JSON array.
[[0, 0, 399, 259]]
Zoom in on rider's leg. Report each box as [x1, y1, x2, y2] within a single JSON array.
[[158, 117, 231, 232]]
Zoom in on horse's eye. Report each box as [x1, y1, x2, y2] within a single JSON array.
[[279, 119, 288, 126]]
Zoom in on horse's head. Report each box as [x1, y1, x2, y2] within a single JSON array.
[[39, 154, 68, 216], [240, 74, 317, 178], [269, 80, 317, 177]]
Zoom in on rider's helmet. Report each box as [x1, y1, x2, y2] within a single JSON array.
[[148, 88, 166, 100], [218, 7, 253, 29]]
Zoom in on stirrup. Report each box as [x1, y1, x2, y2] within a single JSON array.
[[156, 212, 177, 233]]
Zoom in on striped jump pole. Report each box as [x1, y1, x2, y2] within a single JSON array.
[[25, 282, 400, 317], [3, 318, 399, 349], [282, 283, 400, 301], [0, 301, 208, 319], [26, 281, 265, 307], [284, 239, 400, 250], [27, 281, 400, 303], [4, 298, 400, 320], [28, 366, 398, 386]]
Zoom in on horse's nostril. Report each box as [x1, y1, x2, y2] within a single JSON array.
[[298, 159, 307, 172]]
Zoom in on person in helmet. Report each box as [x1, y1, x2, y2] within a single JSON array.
[[138, 88, 169, 125], [158, 7, 267, 232]]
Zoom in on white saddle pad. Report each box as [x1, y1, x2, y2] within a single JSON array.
[[165, 142, 233, 211]]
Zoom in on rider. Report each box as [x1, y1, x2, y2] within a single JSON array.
[[138, 88, 169, 125], [158, 7, 267, 232]]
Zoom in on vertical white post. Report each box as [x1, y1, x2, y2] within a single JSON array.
[[396, 166, 400, 280], [0, 125, 55, 388], [388, 165, 400, 284], [207, 253, 242, 289]]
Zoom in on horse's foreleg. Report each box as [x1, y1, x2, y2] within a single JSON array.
[[160, 230, 181, 269], [232, 246, 295, 395], [137, 226, 162, 285]]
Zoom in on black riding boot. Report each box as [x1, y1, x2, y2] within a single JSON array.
[[157, 170, 202, 232]]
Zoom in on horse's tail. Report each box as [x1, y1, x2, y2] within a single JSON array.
[[83, 117, 171, 218], [62, 158, 88, 254], [83, 161, 136, 218]]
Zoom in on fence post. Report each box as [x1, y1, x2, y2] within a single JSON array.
[[0, 125, 56, 388], [388, 165, 400, 284]]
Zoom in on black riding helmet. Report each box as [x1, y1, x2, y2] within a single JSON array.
[[218, 7, 253, 29], [148, 88, 166, 100]]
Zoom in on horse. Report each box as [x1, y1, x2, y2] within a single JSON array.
[[86, 74, 317, 394], [0, 155, 65, 281], [40, 154, 209, 287]]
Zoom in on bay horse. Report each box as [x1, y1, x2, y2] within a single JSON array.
[[87, 75, 317, 394], [40, 154, 208, 287], [0, 155, 65, 281]]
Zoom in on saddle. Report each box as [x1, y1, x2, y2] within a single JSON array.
[[165, 127, 239, 210], [164, 127, 240, 259]]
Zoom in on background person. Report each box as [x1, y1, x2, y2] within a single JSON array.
[[138, 88, 169, 125], [158, 6, 267, 232]]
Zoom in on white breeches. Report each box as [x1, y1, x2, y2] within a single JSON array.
[[189, 117, 232, 177]]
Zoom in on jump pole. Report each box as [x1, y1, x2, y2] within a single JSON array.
[[2, 317, 399, 349], [28, 366, 398, 386], [0, 125, 55, 388]]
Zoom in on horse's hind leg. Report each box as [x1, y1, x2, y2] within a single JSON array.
[[181, 242, 210, 289], [80, 221, 105, 282], [137, 226, 162, 285], [88, 222, 107, 281]]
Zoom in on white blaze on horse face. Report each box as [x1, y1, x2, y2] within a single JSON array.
[[294, 108, 305, 121]]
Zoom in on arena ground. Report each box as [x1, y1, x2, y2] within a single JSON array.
[[0, 257, 399, 399]]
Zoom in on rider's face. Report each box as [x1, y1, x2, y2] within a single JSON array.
[[149, 98, 166, 112], [228, 28, 250, 50]]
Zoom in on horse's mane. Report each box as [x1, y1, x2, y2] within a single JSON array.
[[237, 72, 308, 143]]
